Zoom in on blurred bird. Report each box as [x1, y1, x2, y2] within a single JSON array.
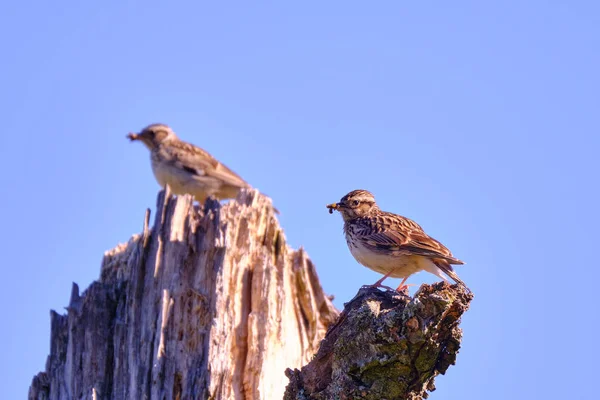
[[127, 123, 250, 204], [327, 189, 467, 292]]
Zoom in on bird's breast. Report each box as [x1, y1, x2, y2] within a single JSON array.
[[150, 157, 171, 187], [345, 233, 424, 278], [150, 157, 196, 195]]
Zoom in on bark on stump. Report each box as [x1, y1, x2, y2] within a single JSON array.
[[29, 188, 473, 400], [29, 189, 338, 400], [284, 283, 473, 400]]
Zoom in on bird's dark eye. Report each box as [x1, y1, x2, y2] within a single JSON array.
[[353, 200, 359, 206]]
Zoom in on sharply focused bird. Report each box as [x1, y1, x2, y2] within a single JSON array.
[[127, 123, 250, 203], [327, 189, 467, 292]]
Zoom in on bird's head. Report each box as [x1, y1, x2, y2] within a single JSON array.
[[327, 189, 379, 221], [127, 123, 177, 150]]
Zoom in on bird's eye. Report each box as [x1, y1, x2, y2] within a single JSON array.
[[353, 200, 359, 206]]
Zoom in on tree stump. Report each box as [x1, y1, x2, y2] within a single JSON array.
[[29, 189, 338, 400], [284, 284, 473, 399]]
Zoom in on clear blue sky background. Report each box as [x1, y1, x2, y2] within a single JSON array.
[[1, 2, 598, 399]]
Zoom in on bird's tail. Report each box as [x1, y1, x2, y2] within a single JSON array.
[[434, 259, 469, 290]]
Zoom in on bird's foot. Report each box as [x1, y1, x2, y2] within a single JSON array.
[[361, 283, 396, 292], [393, 276, 415, 294], [395, 283, 416, 293]]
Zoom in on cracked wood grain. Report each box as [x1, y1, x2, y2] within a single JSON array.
[[29, 188, 338, 400]]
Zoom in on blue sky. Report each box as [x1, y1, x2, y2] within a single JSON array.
[[1, 2, 598, 398]]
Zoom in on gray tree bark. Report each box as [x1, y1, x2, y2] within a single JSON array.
[[29, 189, 338, 400]]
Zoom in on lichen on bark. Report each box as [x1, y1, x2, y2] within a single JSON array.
[[284, 283, 473, 400]]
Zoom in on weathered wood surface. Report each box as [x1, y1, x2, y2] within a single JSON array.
[[29, 188, 338, 400], [284, 283, 473, 400]]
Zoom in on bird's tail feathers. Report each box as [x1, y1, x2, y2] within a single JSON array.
[[434, 259, 469, 290]]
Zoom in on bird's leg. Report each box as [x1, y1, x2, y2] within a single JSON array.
[[373, 271, 392, 287], [395, 277, 413, 292], [194, 194, 207, 205], [362, 272, 396, 291]]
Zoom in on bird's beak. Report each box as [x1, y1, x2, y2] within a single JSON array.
[[326, 202, 341, 214], [127, 132, 139, 141]]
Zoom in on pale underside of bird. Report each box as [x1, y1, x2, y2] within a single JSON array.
[[327, 189, 468, 292], [127, 123, 250, 204]]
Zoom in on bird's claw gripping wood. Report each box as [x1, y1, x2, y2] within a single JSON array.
[[361, 283, 397, 292]]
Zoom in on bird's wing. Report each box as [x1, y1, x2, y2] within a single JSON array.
[[166, 142, 249, 188], [356, 214, 464, 265]]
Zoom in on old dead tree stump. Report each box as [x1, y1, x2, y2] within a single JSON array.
[[29, 188, 472, 400], [29, 189, 338, 399]]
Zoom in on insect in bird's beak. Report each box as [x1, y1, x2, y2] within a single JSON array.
[[326, 203, 339, 214], [127, 132, 139, 141]]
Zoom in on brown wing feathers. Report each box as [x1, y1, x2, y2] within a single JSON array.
[[360, 213, 463, 264]]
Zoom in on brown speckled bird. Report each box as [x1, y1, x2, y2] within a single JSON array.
[[127, 123, 250, 203], [327, 189, 467, 291]]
